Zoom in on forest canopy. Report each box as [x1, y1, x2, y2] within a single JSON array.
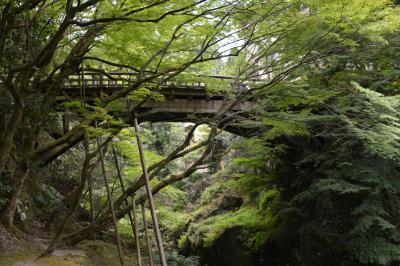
[[1, 0, 400, 265]]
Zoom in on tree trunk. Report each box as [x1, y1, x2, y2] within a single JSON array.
[[97, 136, 126, 266], [132, 196, 142, 266], [0, 163, 29, 231], [62, 130, 215, 246], [0, 102, 23, 176], [141, 203, 154, 266]]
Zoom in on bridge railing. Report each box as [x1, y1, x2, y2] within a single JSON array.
[[62, 70, 216, 90], [63, 71, 135, 89]]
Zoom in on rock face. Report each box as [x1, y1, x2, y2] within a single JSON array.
[[191, 227, 259, 266], [193, 194, 243, 222], [180, 191, 294, 265], [181, 194, 264, 266], [184, 227, 290, 266]]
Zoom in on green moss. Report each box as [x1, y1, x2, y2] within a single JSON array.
[[0, 239, 138, 266], [190, 205, 208, 219], [0, 244, 40, 265], [187, 206, 275, 248], [199, 181, 228, 206], [78, 240, 137, 266], [32, 255, 91, 266], [0, 244, 92, 266]]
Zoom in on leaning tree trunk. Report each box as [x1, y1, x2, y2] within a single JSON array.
[[62, 130, 215, 246], [41, 136, 94, 256]]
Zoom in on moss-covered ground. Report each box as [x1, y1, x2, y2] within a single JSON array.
[[0, 238, 139, 266]]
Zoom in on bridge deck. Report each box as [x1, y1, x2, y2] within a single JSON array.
[[59, 71, 231, 102], [59, 71, 255, 135]]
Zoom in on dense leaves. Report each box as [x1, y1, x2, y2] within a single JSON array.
[[1, 1, 400, 265]]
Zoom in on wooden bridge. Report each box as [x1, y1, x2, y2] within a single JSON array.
[[59, 71, 256, 135]]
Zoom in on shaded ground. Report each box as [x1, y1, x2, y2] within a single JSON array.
[[0, 229, 139, 266], [12, 249, 90, 266]]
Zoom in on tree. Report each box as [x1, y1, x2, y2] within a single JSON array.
[[0, 0, 253, 232], [204, 1, 400, 264]]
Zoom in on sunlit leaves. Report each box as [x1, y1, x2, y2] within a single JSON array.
[[127, 88, 165, 102], [114, 128, 164, 182], [89, 0, 229, 75]]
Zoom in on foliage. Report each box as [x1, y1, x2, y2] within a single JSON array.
[[158, 205, 191, 234], [34, 184, 64, 219], [199, 180, 228, 206], [228, 81, 400, 265], [163, 250, 200, 266], [1, 0, 400, 265], [186, 206, 276, 249], [114, 128, 164, 180]]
